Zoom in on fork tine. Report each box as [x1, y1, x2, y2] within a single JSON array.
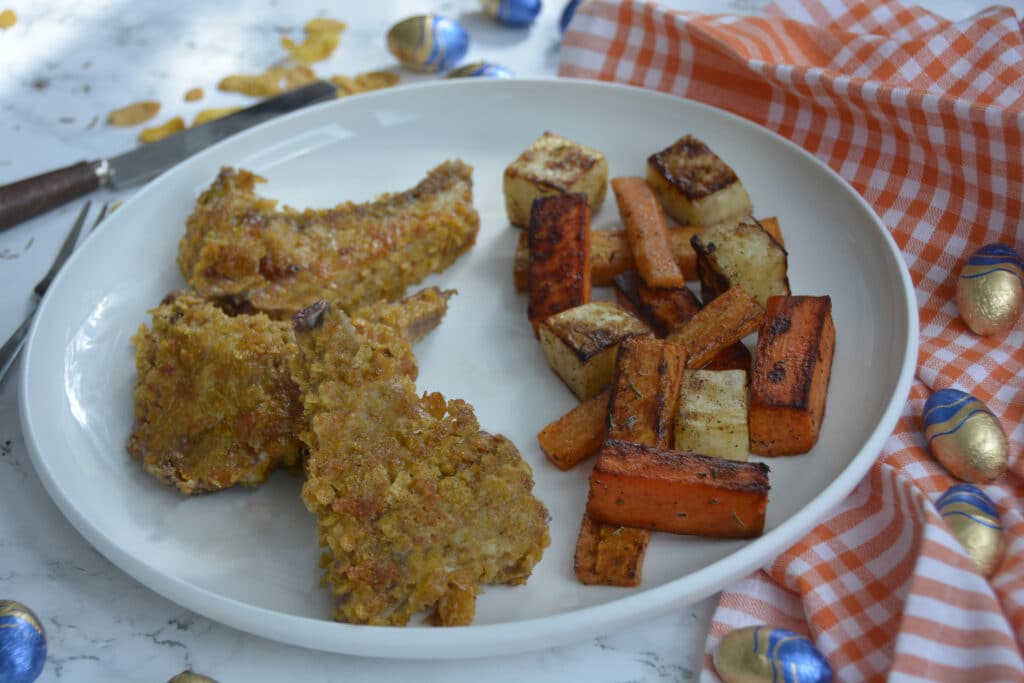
[[89, 202, 109, 232], [33, 200, 92, 298]]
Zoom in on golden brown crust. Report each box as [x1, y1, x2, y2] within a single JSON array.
[[127, 293, 304, 495], [178, 160, 479, 319], [292, 304, 549, 626]]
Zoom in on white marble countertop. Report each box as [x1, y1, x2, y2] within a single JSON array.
[[0, 1, 1001, 681]]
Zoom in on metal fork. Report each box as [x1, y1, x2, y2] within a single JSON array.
[[0, 201, 108, 384]]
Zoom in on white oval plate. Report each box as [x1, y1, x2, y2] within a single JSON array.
[[20, 79, 917, 659]]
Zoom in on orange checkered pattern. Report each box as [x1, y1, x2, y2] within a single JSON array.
[[559, 0, 1024, 679]]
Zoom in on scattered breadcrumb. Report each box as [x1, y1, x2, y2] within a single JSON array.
[[218, 64, 318, 98], [108, 100, 160, 126], [281, 17, 347, 63], [332, 71, 400, 97], [0, 9, 16, 29], [184, 87, 204, 102], [191, 107, 241, 127], [139, 116, 185, 143], [219, 71, 283, 97], [282, 63, 317, 88]]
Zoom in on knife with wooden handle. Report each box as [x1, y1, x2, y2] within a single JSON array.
[[0, 80, 338, 230]]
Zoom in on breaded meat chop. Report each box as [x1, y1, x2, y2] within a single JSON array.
[[178, 160, 479, 319], [128, 288, 453, 495], [291, 302, 550, 626], [128, 292, 302, 495]]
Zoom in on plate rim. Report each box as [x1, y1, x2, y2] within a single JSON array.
[[19, 77, 920, 659]]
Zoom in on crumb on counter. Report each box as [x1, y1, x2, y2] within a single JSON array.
[[139, 116, 184, 143], [108, 100, 160, 126]]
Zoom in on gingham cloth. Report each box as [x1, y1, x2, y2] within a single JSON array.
[[559, 1, 1024, 680]]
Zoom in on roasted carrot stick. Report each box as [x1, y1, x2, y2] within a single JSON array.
[[611, 177, 684, 289]]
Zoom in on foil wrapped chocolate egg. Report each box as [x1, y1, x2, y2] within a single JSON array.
[[0, 601, 46, 683], [168, 673, 218, 683], [446, 61, 514, 78], [386, 15, 469, 73], [714, 626, 832, 683], [923, 388, 1009, 482], [956, 243, 1024, 336], [481, 0, 542, 27], [560, 0, 582, 33], [935, 484, 1005, 577]]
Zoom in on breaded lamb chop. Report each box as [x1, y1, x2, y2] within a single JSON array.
[[128, 288, 453, 495], [291, 301, 550, 626], [178, 160, 479, 319]]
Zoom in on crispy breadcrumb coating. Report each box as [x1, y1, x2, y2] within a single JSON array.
[[128, 288, 454, 495], [177, 160, 479, 319], [128, 292, 303, 494], [291, 303, 550, 625]]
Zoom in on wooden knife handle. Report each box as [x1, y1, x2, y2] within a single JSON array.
[[0, 161, 101, 230]]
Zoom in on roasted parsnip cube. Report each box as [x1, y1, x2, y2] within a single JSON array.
[[504, 131, 608, 228], [573, 513, 650, 587], [527, 192, 591, 334], [606, 337, 687, 449], [586, 439, 769, 538], [538, 302, 652, 400], [512, 217, 785, 290], [646, 135, 753, 226], [674, 369, 749, 461], [613, 270, 702, 337], [750, 296, 836, 456], [537, 388, 610, 470], [692, 216, 790, 307], [667, 285, 765, 369]]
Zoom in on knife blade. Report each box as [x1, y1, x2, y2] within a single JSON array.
[[0, 80, 338, 231]]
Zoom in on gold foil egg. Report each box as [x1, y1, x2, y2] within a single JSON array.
[[935, 484, 1005, 577], [167, 674, 218, 683], [386, 15, 469, 73], [481, 0, 542, 27], [0, 600, 47, 683], [714, 626, 832, 683], [923, 388, 1009, 482], [446, 61, 514, 78], [956, 243, 1024, 335], [168, 674, 218, 683]]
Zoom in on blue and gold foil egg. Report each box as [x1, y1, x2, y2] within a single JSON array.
[[0, 601, 46, 683], [714, 626, 832, 683], [935, 484, 1005, 577], [956, 243, 1024, 336], [923, 388, 1009, 483], [560, 0, 583, 33], [446, 61, 514, 78], [386, 15, 469, 73], [481, 0, 542, 27]]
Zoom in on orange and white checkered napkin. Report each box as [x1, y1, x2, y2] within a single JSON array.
[[560, 0, 1024, 679]]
